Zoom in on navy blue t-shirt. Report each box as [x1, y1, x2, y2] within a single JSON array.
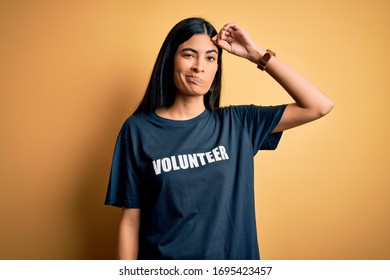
[[105, 105, 286, 259]]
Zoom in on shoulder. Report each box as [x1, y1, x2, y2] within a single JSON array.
[[118, 113, 153, 137], [123, 113, 148, 125], [217, 105, 280, 117], [216, 105, 287, 125], [123, 112, 156, 126], [218, 104, 287, 115], [216, 105, 252, 115]]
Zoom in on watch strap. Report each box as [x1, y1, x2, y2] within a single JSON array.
[[257, 49, 276, 71]]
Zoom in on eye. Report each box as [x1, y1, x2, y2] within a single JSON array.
[[183, 53, 194, 58], [207, 56, 216, 62]]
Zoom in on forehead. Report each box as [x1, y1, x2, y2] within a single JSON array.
[[178, 34, 218, 52]]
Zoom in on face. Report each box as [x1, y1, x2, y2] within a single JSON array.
[[173, 34, 219, 97]]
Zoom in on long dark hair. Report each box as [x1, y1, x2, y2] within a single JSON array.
[[134, 17, 222, 114]]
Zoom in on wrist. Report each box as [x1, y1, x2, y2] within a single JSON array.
[[256, 49, 276, 71], [248, 47, 266, 64]]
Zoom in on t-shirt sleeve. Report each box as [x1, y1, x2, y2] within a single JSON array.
[[105, 123, 142, 208], [232, 104, 287, 155]]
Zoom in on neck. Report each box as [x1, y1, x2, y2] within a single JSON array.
[[156, 95, 205, 120]]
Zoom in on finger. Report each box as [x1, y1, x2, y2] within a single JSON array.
[[217, 28, 226, 40], [217, 40, 231, 52], [221, 22, 238, 33], [213, 37, 232, 53], [218, 23, 231, 36], [218, 30, 231, 41], [224, 24, 240, 38], [226, 23, 239, 30]]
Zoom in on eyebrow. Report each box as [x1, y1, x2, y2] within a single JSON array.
[[181, 47, 218, 55]]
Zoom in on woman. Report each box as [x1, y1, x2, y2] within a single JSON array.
[[105, 17, 333, 260]]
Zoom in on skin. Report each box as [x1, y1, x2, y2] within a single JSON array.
[[117, 23, 334, 260], [211, 23, 334, 132], [157, 34, 219, 120]]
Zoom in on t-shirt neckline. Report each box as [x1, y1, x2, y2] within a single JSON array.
[[151, 109, 210, 127]]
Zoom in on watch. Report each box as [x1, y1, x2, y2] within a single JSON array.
[[257, 49, 276, 71]]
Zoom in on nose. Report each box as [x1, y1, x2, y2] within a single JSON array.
[[191, 59, 205, 73]]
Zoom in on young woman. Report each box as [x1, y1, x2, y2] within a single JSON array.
[[105, 17, 333, 260]]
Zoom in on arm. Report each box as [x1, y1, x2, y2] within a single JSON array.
[[117, 207, 140, 260], [265, 55, 334, 133], [212, 23, 334, 132]]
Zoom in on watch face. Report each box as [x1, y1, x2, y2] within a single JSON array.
[[263, 53, 271, 61], [258, 51, 274, 71]]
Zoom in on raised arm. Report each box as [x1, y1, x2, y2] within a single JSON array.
[[117, 207, 140, 260], [212, 23, 333, 132]]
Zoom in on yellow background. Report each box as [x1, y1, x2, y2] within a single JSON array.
[[1, 0, 389, 259]]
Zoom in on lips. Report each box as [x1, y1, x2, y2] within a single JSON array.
[[186, 75, 203, 84]]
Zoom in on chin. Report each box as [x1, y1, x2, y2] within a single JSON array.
[[181, 88, 209, 96]]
